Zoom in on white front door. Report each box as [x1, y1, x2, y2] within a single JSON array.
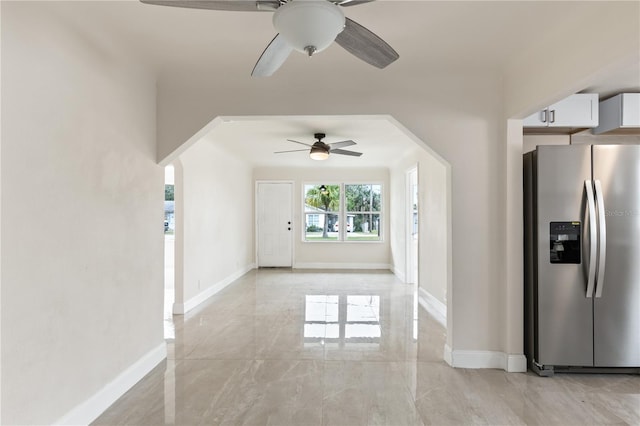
[[257, 182, 293, 267]]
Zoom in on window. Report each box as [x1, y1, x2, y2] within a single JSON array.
[[345, 184, 382, 241], [303, 183, 382, 242]]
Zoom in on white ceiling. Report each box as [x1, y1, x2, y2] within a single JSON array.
[[205, 115, 420, 167], [41, 1, 640, 167], [60, 1, 632, 77]]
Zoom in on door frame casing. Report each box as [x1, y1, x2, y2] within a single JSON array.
[[255, 180, 295, 267], [406, 165, 419, 284]]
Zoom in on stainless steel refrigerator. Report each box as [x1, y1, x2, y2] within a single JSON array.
[[524, 144, 640, 376]]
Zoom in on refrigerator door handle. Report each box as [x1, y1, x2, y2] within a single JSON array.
[[594, 179, 607, 298], [585, 179, 597, 298]]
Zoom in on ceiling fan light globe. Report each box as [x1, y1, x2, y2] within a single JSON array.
[[273, 0, 345, 55], [310, 146, 330, 160]]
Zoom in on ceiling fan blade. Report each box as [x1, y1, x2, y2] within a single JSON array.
[[335, 18, 399, 69], [328, 140, 356, 149], [252, 34, 293, 77], [274, 149, 310, 154], [286, 139, 314, 148], [139, 0, 279, 12], [334, 0, 376, 6], [331, 148, 363, 157]]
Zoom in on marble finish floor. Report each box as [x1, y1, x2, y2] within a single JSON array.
[[94, 269, 640, 425]]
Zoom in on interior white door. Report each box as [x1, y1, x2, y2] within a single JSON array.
[[257, 182, 293, 267]]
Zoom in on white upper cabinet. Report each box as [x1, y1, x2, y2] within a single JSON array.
[[592, 93, 640, 134], [524, 94, 599, 129]]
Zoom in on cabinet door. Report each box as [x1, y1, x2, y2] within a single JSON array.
[[523, 109, 549, 127], [548, 94, 598, 127], [621, 93, 640, 127]]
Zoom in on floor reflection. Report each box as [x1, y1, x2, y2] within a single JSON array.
[[164, 234, 175, 340], [164, 289, 175, 340], [304, 295, 382, 349]]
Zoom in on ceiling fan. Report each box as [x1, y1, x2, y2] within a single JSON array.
[[139, 0, 399, 77], [275, 133, 363, 160]]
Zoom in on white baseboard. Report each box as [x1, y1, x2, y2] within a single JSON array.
[[174, 263, 255, 315], [506, 354, 528, 372], [444, 344, 453, 366], [55, 343, 167, 425], [417, 287, 447, 328], [444, 345, 527, 372], [390, 265, 406, 283], [293, 262, 390, 270]]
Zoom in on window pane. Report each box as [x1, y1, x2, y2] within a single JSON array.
[[371, 184, 382, 211], [345, 184, 381, 212], [304, 184, 340, 241], [305, 213, 338, 240], [347, 213, 381, 241]]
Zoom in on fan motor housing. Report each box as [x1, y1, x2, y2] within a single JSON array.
[[311, 141, 330, 151]]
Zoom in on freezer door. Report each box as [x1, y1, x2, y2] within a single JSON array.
[[593, 145, 640, 367], [536, 145, 594, 366]]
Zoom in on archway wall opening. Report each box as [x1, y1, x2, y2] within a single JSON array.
[[157, 68, 508, 367]]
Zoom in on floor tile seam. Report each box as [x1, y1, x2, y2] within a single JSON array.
[[413, 359, 456, 367], [179, 343, 201, 360], [178, 356, 259, 362], [320, 353, 327, 426], [321, 359, 412, 364], [254, 356, 327, 362], [176, 356, 326, 362], [394, 359, 427, 426]]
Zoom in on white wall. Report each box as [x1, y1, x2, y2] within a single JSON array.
[[1, 3, 163, 424], [254, 167, 390, 268], [178, 139, 254, 306]]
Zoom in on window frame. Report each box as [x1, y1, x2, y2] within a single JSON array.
[[302, 181, 384, 243]]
